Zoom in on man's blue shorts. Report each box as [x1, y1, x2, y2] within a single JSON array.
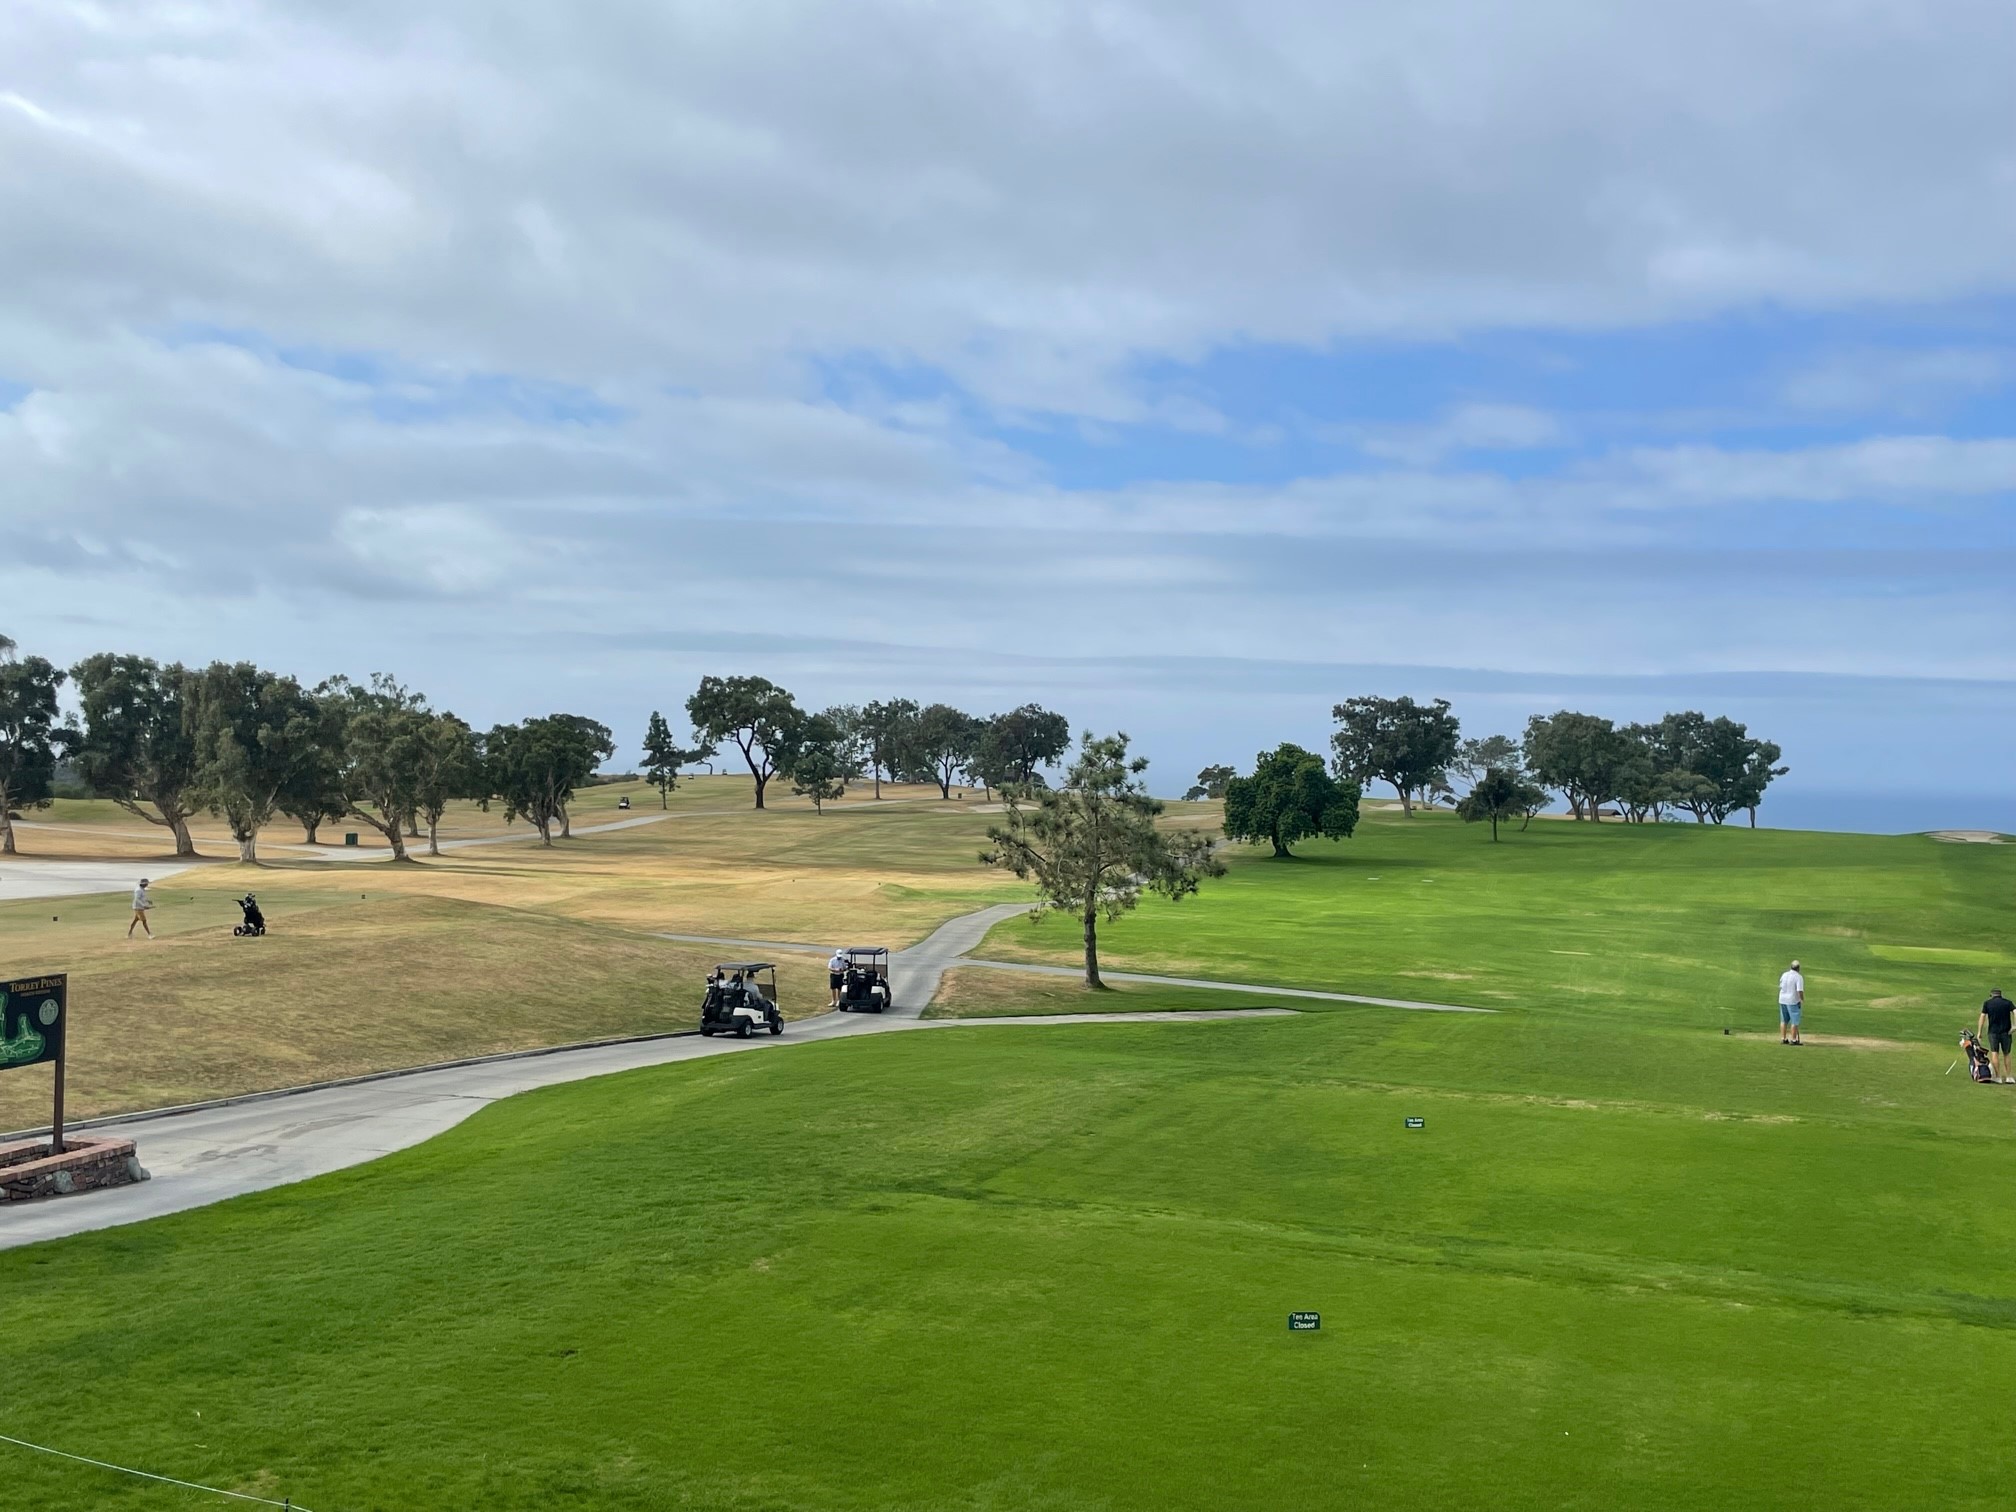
[[1778, 1001, 1801, 1026]]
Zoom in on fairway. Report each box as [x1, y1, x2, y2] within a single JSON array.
[[6, 802, 2016, 1510], [5, 996, 2015, 1510]]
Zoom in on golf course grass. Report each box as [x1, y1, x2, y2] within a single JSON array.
[[0, 779, 1022, 1126], [5, 801, 2016, 1508], [979, 809, 2016, 1042]]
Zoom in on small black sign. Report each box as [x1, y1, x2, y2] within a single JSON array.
[[1405, 1117, 1425, 1129], [1, 974, 66, 1073], [1289, 1312, 1321, 1332]]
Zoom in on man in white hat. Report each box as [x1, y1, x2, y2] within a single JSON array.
[[1777, 959, 1805, 1045]]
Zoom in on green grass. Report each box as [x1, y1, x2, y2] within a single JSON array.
[[978, 809, 2016, 1042], [5, 1003, 2015, 1511], [8, 806, 2016, 1509]]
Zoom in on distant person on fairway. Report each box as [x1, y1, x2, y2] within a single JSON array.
[[128, 878, 154, 940], [1778, 959, 1804, 1044], [829, 949, 848, 1008], [1979, 988, 2014, 1083]]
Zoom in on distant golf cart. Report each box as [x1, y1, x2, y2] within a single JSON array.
[[617, 795, 631, 810], [836, 947, 893, 1014], [701, 963, 784, 1038]]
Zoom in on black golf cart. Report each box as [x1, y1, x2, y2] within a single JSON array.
[[836, 947, 893, 1014], [700, 962, 784, 1038]]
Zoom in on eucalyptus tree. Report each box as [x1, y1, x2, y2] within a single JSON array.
[[1330, 695, 1461, 816], [686, 675, 806, 809], [191, 661, 320, 862]]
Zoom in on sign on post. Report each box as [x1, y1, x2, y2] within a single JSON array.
[[1289, 1312, 1321, 1332], [2, 974, 69, 1152]]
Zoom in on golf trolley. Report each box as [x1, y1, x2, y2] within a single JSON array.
[[836, 946, 893, 1014], [701, 962, 784, 1038], [232, 894, 266, 938]]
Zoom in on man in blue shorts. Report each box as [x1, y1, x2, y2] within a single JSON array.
[[1777, 959, 1804, 1045], [1978, 988, 2014, 1084]]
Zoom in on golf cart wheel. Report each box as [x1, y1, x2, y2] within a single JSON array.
[[700, 1027, 715, 1037], [737, 1021, 752, 1038], [769, 1020, 783, 1036]]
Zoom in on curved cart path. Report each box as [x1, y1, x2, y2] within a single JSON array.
[[3, 903, 1480, 1252]]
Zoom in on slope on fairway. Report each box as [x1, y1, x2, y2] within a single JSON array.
[[0, 895, 828, 1130], [3, 1001, 2013, 1512], [977, 809, 2016, 1041]]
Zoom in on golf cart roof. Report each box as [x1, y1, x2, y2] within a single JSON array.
[[715, 962, 776, 973], [846, 946, 889, 957]]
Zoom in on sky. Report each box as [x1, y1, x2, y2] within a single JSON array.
[[4, 1, 2016, 826]]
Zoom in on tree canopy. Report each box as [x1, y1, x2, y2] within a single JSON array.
[[0, 651, 75, 856], [1184, 764, 1238, 802], [191, 661, 320, 862], [908, 703, 983, 798], [69, 653, 204, 856], [980, 732, 1223, 987], [1330, 695, 1461, 816], [1456, 766, 1550, 841], [687, 675, 805, 809], [1222, 744, 1360, 857]]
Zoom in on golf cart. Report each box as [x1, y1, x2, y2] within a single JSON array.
[[837, 947, 893, 1014], [701, 963, 784, 1038]]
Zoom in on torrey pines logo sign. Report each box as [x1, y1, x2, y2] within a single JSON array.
[[0, 975, 66, 1072]]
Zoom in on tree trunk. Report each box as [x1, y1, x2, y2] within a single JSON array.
[[404, 810, 421, 839], [1490, 814, 1500, 841], [0, 806, 14, 856], [1748, 806, 1758, 829], [1393, 780, 1414, 817], [170, 813, 196, 856], [1082, 904, 1104, 989], [873, 768, 882, 799], [536, 815, 553, 847], [301, 819, 320, 844], [753, 772, 769, 810], [659, 784, 668, 810], [237, 833, 258, 862], [559, 802, 572, 838], [428, 817, 442, 857]]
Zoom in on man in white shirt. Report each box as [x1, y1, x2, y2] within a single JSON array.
[[1777, 959, 1805, 1045], [829, 949, 849, 1008], [128, 878, 154, 940]]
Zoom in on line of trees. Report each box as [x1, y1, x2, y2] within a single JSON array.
[[1192, 696, 1788, 850], [670, 676, 1072, 811], [0, 638, 616, 861]]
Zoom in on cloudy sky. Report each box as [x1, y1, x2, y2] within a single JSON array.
[[5, 1, 2015, 824]]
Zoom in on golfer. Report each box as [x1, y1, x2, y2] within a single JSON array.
[[1777, 959, 1805, 1044], [828, 948, 848, 1008], [1979, 988, 2015, 1084], [128, 878, 154, 940]]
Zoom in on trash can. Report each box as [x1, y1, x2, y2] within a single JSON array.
[[344, 833, 359, 847]]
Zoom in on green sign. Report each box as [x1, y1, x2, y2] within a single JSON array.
[[0, 974, 66, 1072], [1289, 1312, 1321, 1332]]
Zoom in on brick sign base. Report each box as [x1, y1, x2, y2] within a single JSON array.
[[0, 1135, 150, 1203]]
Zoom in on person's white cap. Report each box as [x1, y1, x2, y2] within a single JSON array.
[[1790, 959, 1800, 968]]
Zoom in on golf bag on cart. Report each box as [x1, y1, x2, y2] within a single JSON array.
[[233, 894, 267, 938], [1961, 1031, 1995, 1083]]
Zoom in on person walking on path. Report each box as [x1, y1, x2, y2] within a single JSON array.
[[828, 948, 848, 1009], [1778, 959, 1805, 1044], [1979, 988, 2015, 1083], [128, 878, 155, 940]]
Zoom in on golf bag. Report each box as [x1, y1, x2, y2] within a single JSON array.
[[233, 894, 266, 938], [1961, 1031, 1995, 1083]]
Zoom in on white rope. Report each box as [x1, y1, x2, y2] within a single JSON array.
[[0, 1430, 316, 1509]]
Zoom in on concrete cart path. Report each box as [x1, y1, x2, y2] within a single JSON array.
[[3, 900, 1478, 1251], [0, 814, 673, 901]]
